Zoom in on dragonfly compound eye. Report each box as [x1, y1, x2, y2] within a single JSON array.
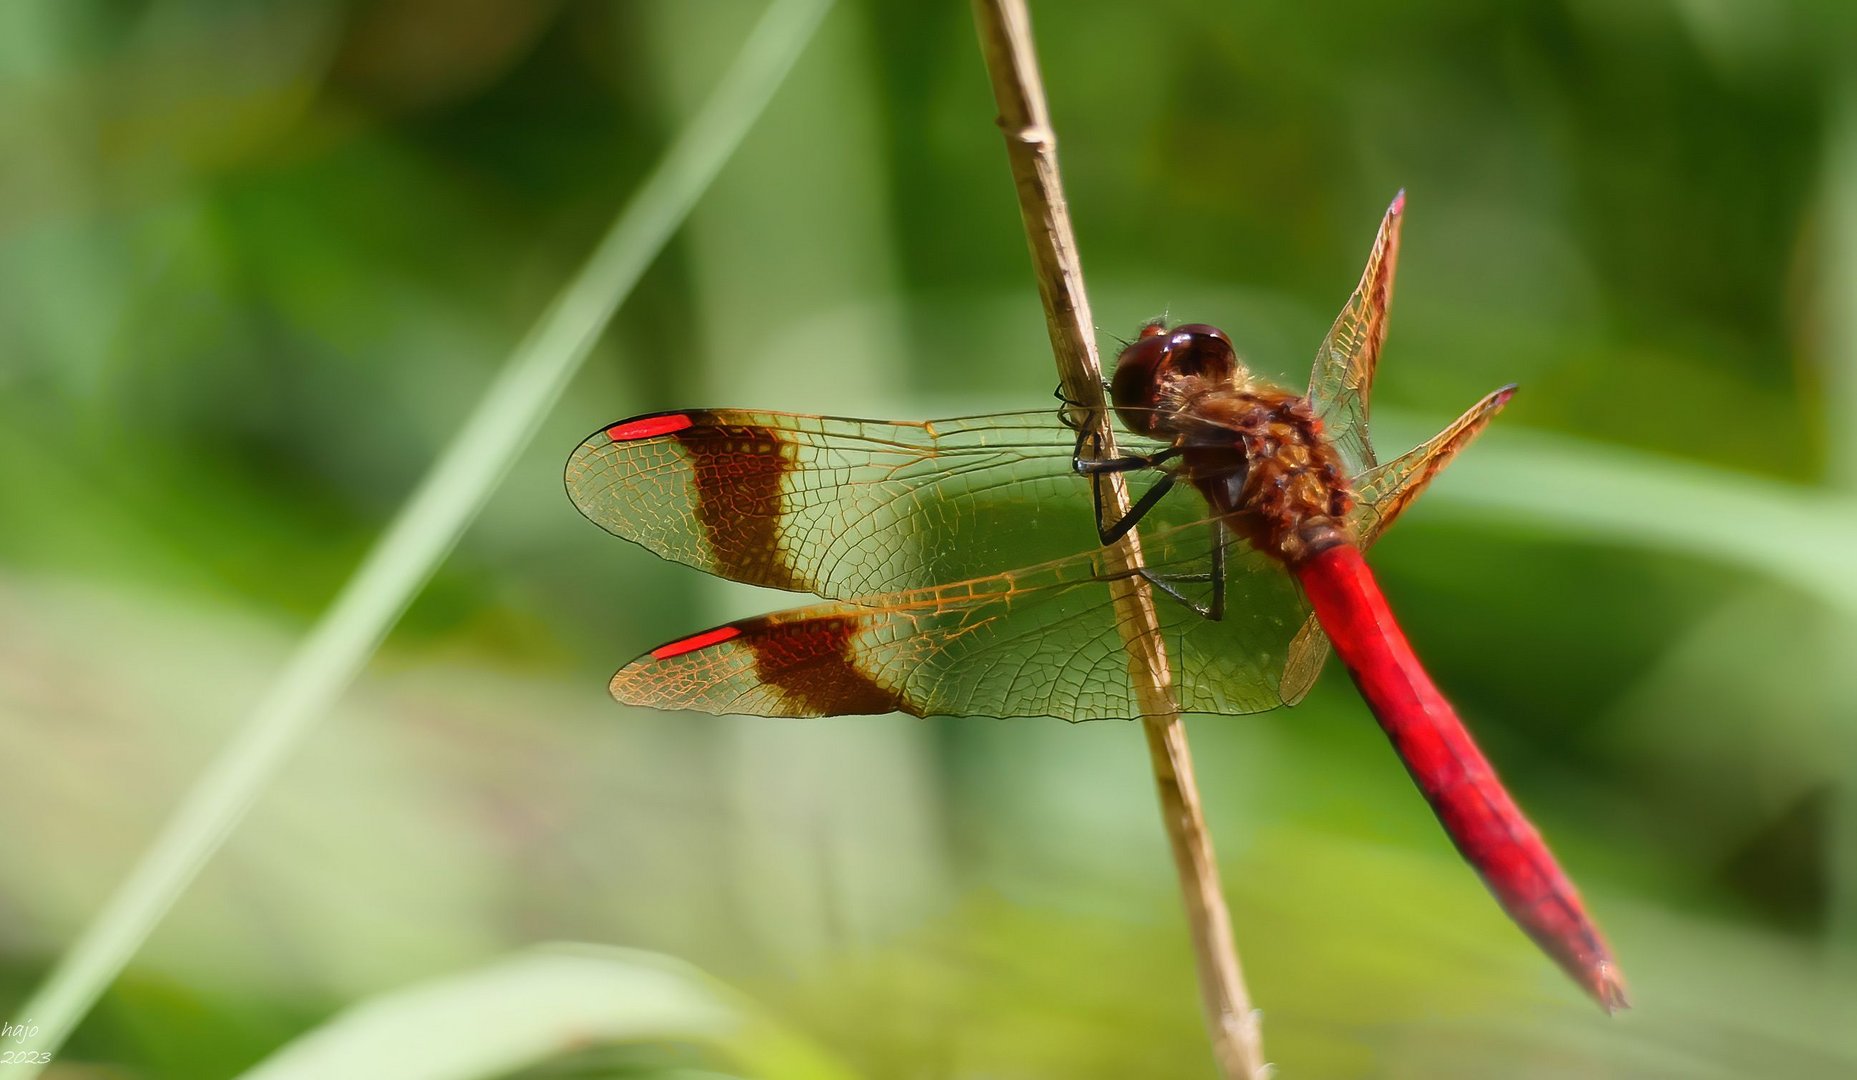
[[1110, 332, 1172, 435], [1111, 323, 1240, 434], [1166, 324, 1238, 381]]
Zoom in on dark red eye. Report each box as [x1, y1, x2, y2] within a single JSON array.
[[1109, 322, 1238, 436], [1166, 324, 1236, 379], [1171, 322, 1228, 343], [1109, 333, 1170, 435]]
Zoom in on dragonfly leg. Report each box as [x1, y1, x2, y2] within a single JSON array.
[[1072, 429, 1184, 543], [1206, 519, 1228, 621], [1096, 469, 1177, 545], [1072, 429, 1222, 616], [1071, 428, 1181, 477], [1053, 382, 1109, 434], [1138, 568, 1203, 612], [1136, 521, 1228, 621]]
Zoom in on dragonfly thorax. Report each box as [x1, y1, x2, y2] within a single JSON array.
[[1112, 322, 1354, 565], [1179, 388, 1354, 565]]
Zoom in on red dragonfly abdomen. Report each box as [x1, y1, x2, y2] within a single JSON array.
[[1294, 543, 1629, 1012]]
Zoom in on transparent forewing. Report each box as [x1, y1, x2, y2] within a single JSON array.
[[1306, 193, 1404, 478], [566, 408, 1194, 600], [609, 518, 1312, 721]]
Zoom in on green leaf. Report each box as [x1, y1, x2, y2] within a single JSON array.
[[236, 945, 856, 1080]]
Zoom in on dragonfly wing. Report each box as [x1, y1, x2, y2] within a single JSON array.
[[1278, 617, 1328, 706], [1283, 382, 1518, 700], [565, 409, 1188, 600], [610, 518, 1311, 721], [1353, 384, 1515, 547], [1306, 192, 1404, 478]]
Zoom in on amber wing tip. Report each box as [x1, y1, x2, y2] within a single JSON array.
[[1491, 382, 1519, 409], [1389, 188, 1407, 216]]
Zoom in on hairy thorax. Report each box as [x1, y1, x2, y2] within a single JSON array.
[[1173, 385, 1354, 565]]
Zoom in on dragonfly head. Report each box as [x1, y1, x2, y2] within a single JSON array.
[[1110, 321, 1241, 436]]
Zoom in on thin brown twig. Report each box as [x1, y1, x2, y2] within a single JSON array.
[[967, 3, 1268, 1077]]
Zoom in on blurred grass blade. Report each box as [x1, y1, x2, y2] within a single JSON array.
[[12, 0, 835, 1067], [235, 945, 856, 1080], [1376, 412, 1857, 614], [1821, 66, 1857, 978]]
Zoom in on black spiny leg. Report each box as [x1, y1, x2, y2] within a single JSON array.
[[1096, 471, 1178, 545], [1072, 429, 1229, 623], [1071, 429, 1181, 544], [1132, 520, 1228, 622], [1199, 519, 1228, 622]]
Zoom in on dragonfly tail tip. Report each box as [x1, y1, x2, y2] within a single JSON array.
[[1590, 960, 1631, 1014]]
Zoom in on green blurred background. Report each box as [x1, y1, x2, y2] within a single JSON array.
[[4, 0, 1856, 1076]]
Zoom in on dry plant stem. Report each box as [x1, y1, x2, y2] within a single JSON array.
[[969, 2, 1267, 1077]]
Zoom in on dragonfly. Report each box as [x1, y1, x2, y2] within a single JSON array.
[[566, 193, 1626, 1011]]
